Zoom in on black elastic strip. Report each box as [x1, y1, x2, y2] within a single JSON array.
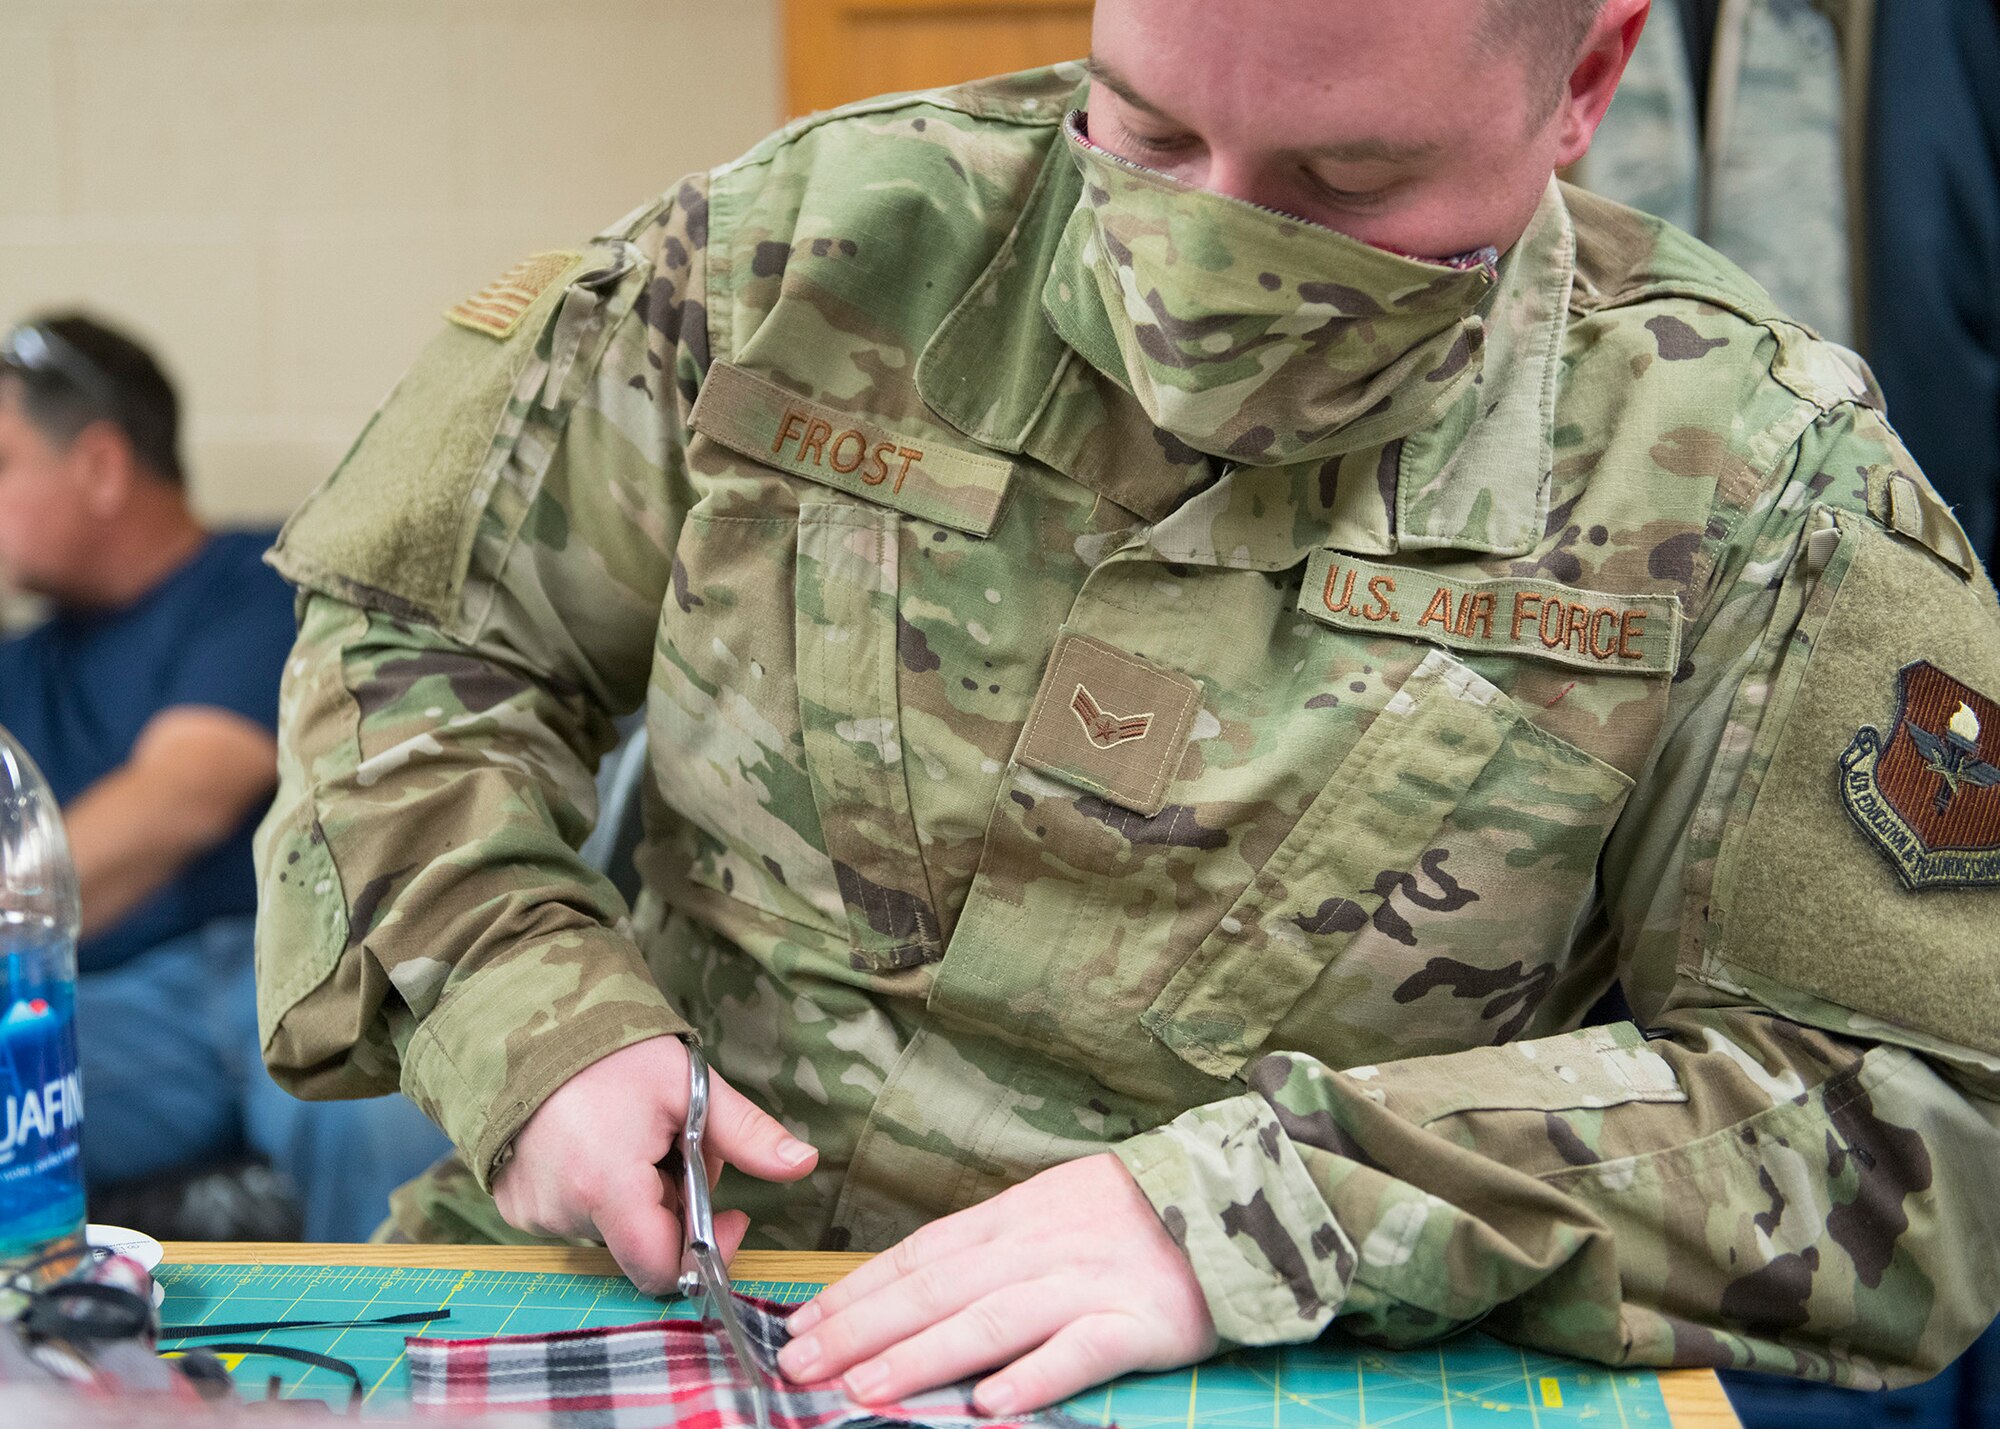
[[178, 1342, 365, 1406], [157, 1307, 450, 1341], [22, 1281, 153, 1341]]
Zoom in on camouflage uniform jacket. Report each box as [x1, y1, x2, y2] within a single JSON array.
[[257, 64, 2000, 1386]]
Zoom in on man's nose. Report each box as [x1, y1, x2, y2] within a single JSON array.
[[1200, 154, 1293, 216]]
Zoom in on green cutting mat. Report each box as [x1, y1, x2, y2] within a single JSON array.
[[155, 1261, 1671, 1426]]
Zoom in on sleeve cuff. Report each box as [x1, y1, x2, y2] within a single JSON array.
[[1114, 1093, 1355, 1346], [400, 929, 692, 1190]]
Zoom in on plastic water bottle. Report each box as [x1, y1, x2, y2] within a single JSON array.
[[0, 721, 86, 1305]]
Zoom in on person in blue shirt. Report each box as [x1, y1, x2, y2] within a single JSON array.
[[0, 312, 447, 1240]]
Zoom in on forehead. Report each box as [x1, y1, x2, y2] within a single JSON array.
[[0, 375, 27, 430], [0, 377, 57, 454], [1091, 0, 1517, 143]]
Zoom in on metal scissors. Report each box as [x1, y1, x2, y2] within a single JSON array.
[[677, 1043, 773, 1429]]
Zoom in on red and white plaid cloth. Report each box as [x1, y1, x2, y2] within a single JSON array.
[[406, 1294, 1108, 1429]]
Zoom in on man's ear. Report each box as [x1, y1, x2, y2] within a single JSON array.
[[67, 420, 140, 518], [1553, 0, 1651, 169]]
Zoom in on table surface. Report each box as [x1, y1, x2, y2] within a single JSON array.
[[160, 1243, 1739, 1428]]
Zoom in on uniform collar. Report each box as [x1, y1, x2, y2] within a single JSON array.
[[1392, 176, 1574, 559], [918, 146, 1575, 564], [915, 114, 1219, 523]]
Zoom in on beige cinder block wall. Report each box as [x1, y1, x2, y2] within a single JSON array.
[[0, 0, 782, 526]]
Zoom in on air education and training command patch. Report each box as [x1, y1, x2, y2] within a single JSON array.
[[1840, 660, 2000, 890]]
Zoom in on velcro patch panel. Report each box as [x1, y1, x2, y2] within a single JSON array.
[[1300, 551, 1682, 676], [690, 362, 1015, 537]]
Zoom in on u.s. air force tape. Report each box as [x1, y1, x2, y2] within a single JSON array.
[[1298, 551, 1682, 676]]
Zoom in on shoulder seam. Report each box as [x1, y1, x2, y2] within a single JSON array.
[[1575, 278, 1780, 330], [713, 86, 1064, 180]]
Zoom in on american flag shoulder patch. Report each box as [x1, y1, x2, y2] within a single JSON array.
[[445, 250, 584, 339]]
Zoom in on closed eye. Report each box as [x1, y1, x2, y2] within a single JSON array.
[[1111, 117, 1198, 159], [1303, 171, 1394, 209]]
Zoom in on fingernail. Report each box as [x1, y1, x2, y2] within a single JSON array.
[[779, 1336, 821, 1380], [845, 1363, 889, 1402], [787, 1301, 822, 1333], [780, 1139, 815, 1170], [978, 1382, 1019, 1415]]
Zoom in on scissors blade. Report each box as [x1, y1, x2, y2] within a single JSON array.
[[694, 1244, 773, 1429]]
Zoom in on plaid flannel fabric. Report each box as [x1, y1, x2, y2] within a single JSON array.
[[405, 1294, 1108, 1429]]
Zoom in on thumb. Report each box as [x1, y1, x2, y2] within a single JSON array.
[[706, 1073, 818, 1183]]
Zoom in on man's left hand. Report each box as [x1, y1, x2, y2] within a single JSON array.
[[775, 1153, 1216, 1415]]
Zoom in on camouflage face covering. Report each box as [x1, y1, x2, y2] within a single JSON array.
[[1043, 112, 1499, 466]]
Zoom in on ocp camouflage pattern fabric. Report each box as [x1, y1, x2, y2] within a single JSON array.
[[1043, 111, 1496, 466], [255, 64, 2000, 1392]]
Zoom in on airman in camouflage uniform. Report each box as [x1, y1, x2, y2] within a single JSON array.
[[256, 21, 2000, 1404]]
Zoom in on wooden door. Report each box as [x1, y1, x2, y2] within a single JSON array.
[[785, 0, 1093, 119]]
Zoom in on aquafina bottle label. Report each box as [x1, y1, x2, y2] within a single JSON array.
[[0, 721, 86, 1306]]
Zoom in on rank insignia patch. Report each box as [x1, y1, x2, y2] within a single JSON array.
[[1018, 632, 1201, 817], [1840, 660, 2000, 890], [1070, 684, 1154, 749]]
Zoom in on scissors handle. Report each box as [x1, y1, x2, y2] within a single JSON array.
[[674, 1044, 773, 1429], [677, 1044, 717, 1298]]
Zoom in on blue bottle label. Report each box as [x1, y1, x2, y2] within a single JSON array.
[[0, 983, 86, 1255]]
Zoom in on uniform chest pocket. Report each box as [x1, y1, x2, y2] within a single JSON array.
[[793, 503, 947, 970], [653, 447, 957, 982], [1141, 646, 1639, 1082], [662, 359, 1026, 972]]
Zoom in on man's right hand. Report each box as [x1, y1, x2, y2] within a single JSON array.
[[492, 1035, 818, 1293]]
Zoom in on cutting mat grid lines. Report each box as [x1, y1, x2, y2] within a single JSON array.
[[155, 1263, 1669, 1426]]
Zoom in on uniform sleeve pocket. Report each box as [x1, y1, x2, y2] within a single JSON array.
[[1710, 509, 2000, 1062], [271, 244, 641, 631], [253, 802, 351, 1055]]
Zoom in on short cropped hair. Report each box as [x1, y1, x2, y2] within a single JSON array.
[[1481, 0, 1610, 111], [0, 313, 185, 487]]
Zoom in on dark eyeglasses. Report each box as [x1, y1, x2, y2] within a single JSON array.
[[0, 323, 122, 417]]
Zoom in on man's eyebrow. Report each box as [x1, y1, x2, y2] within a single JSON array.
[[1082, 55, 1172, 119], [1084, 55, 1445, 166], [1302, 135, 1447, 164]]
